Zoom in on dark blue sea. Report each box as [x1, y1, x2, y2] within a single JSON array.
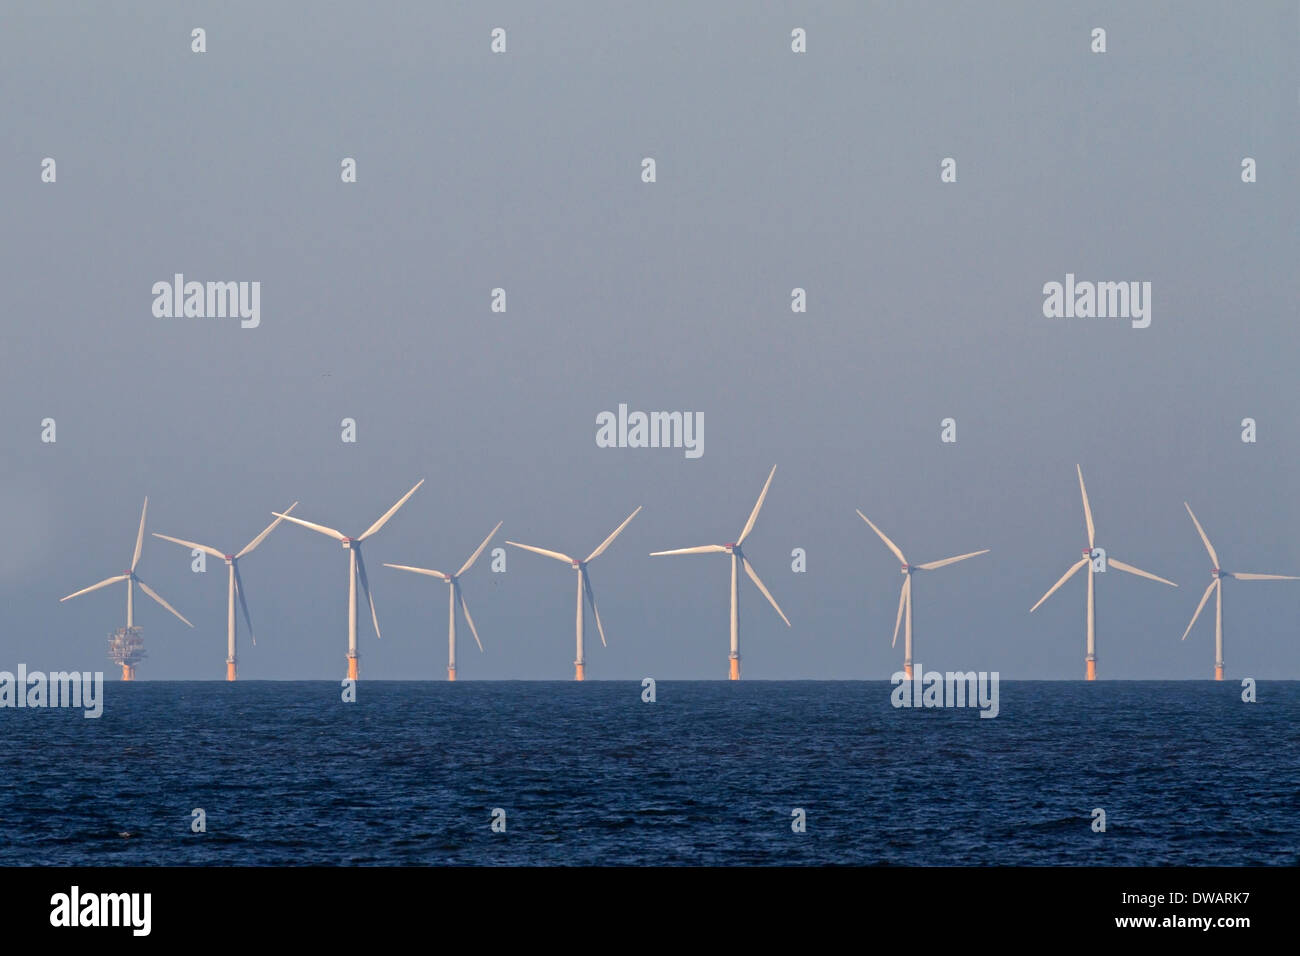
[[1, 681, 1296, 866]]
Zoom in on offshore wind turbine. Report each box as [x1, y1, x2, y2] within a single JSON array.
[[59, 497, 193, 680], [651, 465, 790, 680], [1030, 465, 1177, 679], [272, 480, 424, 679], [507, 507, 641, 680], [1180, 502, 1299, 680], [384, 520, 502, 680], [856, 511, 988, 678], [152, 503, 298, 680]]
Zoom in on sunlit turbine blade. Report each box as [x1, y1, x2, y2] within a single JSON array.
[[856, 510, 908, 566], [383, 563, 449, 580], [891, 576, 909, 648], [131, 497, 149, 571], [456, 521, 503, 577], [136, 578, 193, 627], [737, 465, 777, 546], [741, 556, 791, 627], [233, 561, 256, 645], [152, 533, 225, 560], [916, 549, 990, 571], [1108, 558, 1178, 588], [457, 583, 484, 653], [585, 506, 642, 564], [359, 479, 425, 541], [273, 512, 347, 542], [237, 502, 298, 559], [1183, 502, 1219, 568], [60, 574, 130, 602], [581, 567, 607, 647], [1076, 465, 1095, 550], [1181, 580, 1218, 641], [355, 549, 381, 639], [506, 541, 576, 565], [1228, 572, 1300, 581], [1030, 558, 1088, 612], [649, 545, 727, 556]]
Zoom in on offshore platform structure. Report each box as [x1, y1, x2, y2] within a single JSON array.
[[108, 626, 146, 680]]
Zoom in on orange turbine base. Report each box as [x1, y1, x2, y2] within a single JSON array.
[[448, 667, 456, 682], [226, 661, 237, 681], [903, 663, 913, 679], [1215, 665, 1224, 681], [728, 658, 740, 681], [121, 663, 135, 681], [574, 662, 585, 681], [1086, 659, 1096, 681], [347, 656, 359, 681]]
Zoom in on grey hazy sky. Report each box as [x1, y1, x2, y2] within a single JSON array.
[[3, 2, 1297, 679]]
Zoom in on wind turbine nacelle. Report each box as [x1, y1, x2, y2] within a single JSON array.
[[724, 543, 737, 554], [571, 560, 582, 569], [224, 554, 235, 564], [341, 537, 352, 549], [1211, 568, 1222, 578]]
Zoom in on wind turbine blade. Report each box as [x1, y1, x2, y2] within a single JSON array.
[[581, 567, 608, 647], [916, 549, 990, 571], [60, 574, 130, 602], [505, 541, 576, 564], [649, 545, 727, 556], [741, 556, 791, 626], [1229, 572, 1300, 581], [891, 577, 909, 648], [1108, 558, 1178, 588], [232, 562, 256, 645], [457, 582, 484, 653], [1077, 465, 1095, 549], [135, 578, 193, 627], [1183, 502, 1219, 568], [856, 511, 908, 566], [456, 521, 503, 577], [152, 533, 225, 561], [383, 563, 449, 580], [359, 479, 425, 541], [131, 497, 149, 571], [355, 549, 381, 639], [585, 506, 642, 564], [1030, 558, 1087, 612], [273, 512, 347, 542], [236, 502, 298, 559], [1181, 580, 1218, 641], [737, 466, 777, 545]]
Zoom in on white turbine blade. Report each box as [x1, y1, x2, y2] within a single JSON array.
[[581, 567, 608, 647], [237, 502, 298, 559], [383, 563, 449, 580], [273, 512, 347, 542], [1077, 465, 1095, 550], [506, 541, 576, 564], [131, 497, 149, 571], [232, 562, 256, 645], [856, 510, 908, 566], [585, 506, 642, 564], [741, 556, 791, 627], [737, 466, 777, 546], [916, 549, 989, 571], [649, 545, 727, 556], [1183, 502, 1219, 568], [456, 521, 503, 577], [152, 533, 225, 561], [135, 578, 193, 627], [1180, 580, 1218, 641], [457, 582, 484, 653], [1030, 558, 1087, 612], [355, 549, 381, 639], [1108, 558, 1178, 588], [1229, 572, 1300, 581], [891, 576, 910, 648], [60, 574, 129, 602], [358, 479, 425, 542]]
